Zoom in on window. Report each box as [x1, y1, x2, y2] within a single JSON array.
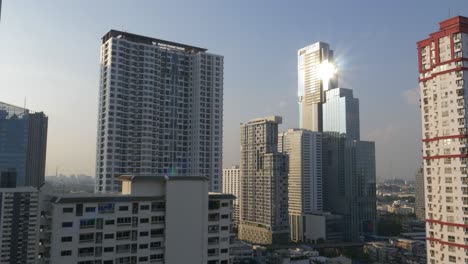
[[140, 244, 149, 249], [221, 225, 229, 230], [221, 202, 229, 207], [62, 222, 73, 228], [105, 219, 115, 225], [98, 203, 115, 213], [119, 206, 129, 211], [221, 214, 229, 219], [78, 247, 94, 257], [151, 201, 165, 211], [140, 218, 149, 224], [79, 233, 94, 242], [151, 215, 165, 223], [104, 247, 114, 252], [80, 219, 96, 228], [449, 255, 456, 262], [104, 233, 114, 239], [85, 207, 96, 213], [63, 207, 73, 213], [116, 231, 131, 240], [117, 217, 131, 226], [139, 231, 149, 237], [150, 229, 164, 237], [140, 205, 150, 210], [61, 236, 72, 242], [61, 250, 72, 256]]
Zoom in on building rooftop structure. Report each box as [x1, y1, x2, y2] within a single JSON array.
[[102, 29, 207, 52]]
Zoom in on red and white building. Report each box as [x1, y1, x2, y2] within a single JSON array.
[[418, 16, 468, 264]]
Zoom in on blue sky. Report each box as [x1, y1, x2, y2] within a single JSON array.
[[1, 0, 467, 179]]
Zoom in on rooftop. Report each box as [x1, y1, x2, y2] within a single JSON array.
[[102, 29, 208, 53]]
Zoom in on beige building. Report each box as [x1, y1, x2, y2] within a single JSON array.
[[417, 16, 468, 264], [239, 116, 289, 245], [37, 176, 234, 264], [278, 129, 323, 242], [222, 165, 241, 227]]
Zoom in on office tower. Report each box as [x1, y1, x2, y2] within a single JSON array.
[[298, 42, 337, 131], [238, 116, 289, 244], [96, 30, 223, 193], [414, 167, 425, 220], [323, 88, 360, 140], [222, 165, 241, 226], [38, 176, 234, 264], [320, 87, 376, 241], [0, 102, 48, 188], [417, 16, 468, 263], [0, 187, 39, 264], [278, 129, 322, 242]]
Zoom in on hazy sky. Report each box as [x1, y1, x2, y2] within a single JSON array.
[[1, 0, 467, 180]]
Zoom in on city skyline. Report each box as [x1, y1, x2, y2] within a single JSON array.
[[1, 1, 468, 180]]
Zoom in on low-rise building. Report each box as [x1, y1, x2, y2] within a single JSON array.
[[37, 175, 234, 264]]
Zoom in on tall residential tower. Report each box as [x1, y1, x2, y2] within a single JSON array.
[[238, 116, 289, 244], [95, 30, 223, 193], [417, 16, 468, 263]]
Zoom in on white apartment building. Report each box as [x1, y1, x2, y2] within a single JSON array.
[[418, 16, 468, 264], [0, 187, 39, 264], [239, 116, 289, 245], [278, 129, 322, 242], [37, 176, 234, 264], [96, 30, 224, 193], [222, 166, 240, 226]]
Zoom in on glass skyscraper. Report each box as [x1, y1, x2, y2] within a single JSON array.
[[0, 102, 48, 188]]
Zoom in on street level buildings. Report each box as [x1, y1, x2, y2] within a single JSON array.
[[278, 129, 322, 242], [417, 16, 468, 264], [222, 165, 241, 227], [0, 102, 48, 188], [38, 175, 234, 264], [95, 30, 224, 193], [238, 116, 289, 245]]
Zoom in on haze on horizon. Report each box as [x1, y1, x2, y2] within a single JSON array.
[[1, 0, 467, 181]]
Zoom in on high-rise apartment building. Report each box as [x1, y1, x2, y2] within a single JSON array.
[[323, 88, 360, 141], [0, 187, 39, 264], [320, 87, 376, 241], [414, 167, 425, 220], [38, 175, 234, 264], [278, 129, 322, 242], [298, 42, 337, 131], [222, 165, 241, 226], [238, 116, 289, 244], [0, 102, 48, 188], [95, 30, 223, 193], [417, 16, 468, 264]]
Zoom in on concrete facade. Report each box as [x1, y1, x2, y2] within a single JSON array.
[[95, 30, 224, 193], [417, 16, 468, 264], [239, 116, 289, 245], [222, 166, 240, 227]]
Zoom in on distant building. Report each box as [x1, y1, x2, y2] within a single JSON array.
[[322, 87, 376, 241], [414, 168, 425, 220], [418, 16, 468, 264], [278, 129, 323, 242], [0, 187, 39, 264], [0, 102, 48, 188], [301, 212, 344, 244], [230, 241, 253, 264], [38, 175, 234, 264], [95, 30, 224, 193], [238, 116, 289, 245], [222, 165, 240, 226], [298, 42, 337, 131]]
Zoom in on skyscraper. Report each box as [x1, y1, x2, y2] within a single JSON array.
[[95, 30, 224, 193], [298, 42, 337, 131], [417, 16, 468, 263], [0, 102, 48, 188], [222, 165, 241, 226], [414, 167, 425, 220], [323, 88, 360, 141], [321, 87, 376, 241], [238, 116, 289, 245], [278, 129, 322, 242]]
